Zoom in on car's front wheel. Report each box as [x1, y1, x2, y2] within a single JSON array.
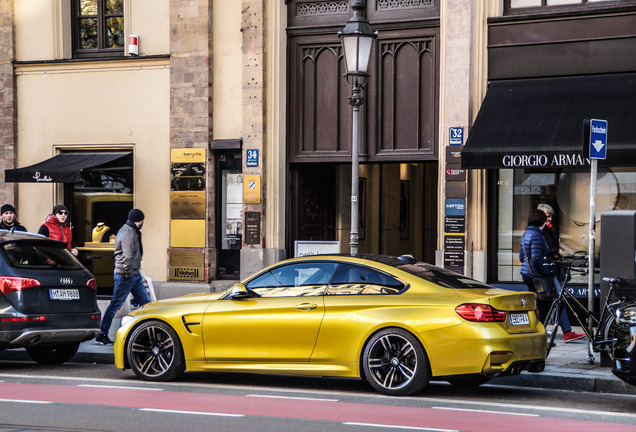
[[127, 320, 185, 381], [362, 328, 430, 396], [26, 342, 79, 365]]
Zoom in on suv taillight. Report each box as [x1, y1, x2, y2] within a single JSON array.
[[86, 278, 97, 290], [0, 277, 42, 295], [455, 303, 507, 322]]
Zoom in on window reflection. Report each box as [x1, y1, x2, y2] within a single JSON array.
[[497, 167, 636, 283]]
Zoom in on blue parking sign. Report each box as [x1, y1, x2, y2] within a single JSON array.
[[589, 119, 607, 160]]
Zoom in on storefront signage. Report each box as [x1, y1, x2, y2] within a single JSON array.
[[444, 234, 464, 251], [445, 198, 465, 216], [170, 191, 206, 219], [294, 241, 340, 257], [169, 251, 205, 281], [246, 149, 259, 167], [449, 127, 463, 146], [446, 146, 462, 163], [444, 215, 465, 233], [243, 175, 261, 204], [445, 164, 465, 181], [245, 211, 261, 244], [444, 250, 464, 271], [501, 153, 587, 168]]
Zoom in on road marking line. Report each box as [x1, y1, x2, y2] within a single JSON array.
[[423, 397, 636, 419], [432, 407, 539, 417], [0, 398, 51, 404], [139, 408, 243, 417], [77, 384, 163, 391], [247, 394, 338, 402], [345, 422, 458, 432]]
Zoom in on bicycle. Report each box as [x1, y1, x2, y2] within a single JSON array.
[[543, 253, 627, 363]]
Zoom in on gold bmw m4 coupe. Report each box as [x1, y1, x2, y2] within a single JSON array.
[[114, 255, 546, 395]]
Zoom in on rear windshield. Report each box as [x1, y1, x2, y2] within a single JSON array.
[[2, 242, 84, 269], [398, 263, 492, 289]]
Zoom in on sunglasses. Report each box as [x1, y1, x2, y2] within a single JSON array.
[[57, 211, 69, 215]]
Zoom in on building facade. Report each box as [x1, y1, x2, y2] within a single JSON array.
[[1, 0, 635, 298]]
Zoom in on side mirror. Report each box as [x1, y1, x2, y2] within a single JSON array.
[[228, 283, 249, 299]]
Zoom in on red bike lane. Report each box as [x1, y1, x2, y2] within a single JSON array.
[[0, 382, 632, 432]]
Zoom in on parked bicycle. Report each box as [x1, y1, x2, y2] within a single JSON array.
[[543, 252, 628, 363]]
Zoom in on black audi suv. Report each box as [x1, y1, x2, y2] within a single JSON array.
[[0, 230, 101, 364]]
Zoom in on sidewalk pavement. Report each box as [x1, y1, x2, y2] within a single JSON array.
[[2, 324, 636, 396]]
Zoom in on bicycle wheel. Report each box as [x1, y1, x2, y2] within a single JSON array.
[[544, 301, 561, 357], [597, 314, 617, 362]]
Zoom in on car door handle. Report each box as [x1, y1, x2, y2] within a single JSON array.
[[295, 303, 317, 310]]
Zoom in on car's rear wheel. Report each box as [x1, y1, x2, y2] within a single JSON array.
[[127, 320, 185, 381], [26, 342, 79, 365], [362, 328, 430, 396]]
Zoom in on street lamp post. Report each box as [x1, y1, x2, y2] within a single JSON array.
[[338, 0, 376, 257]]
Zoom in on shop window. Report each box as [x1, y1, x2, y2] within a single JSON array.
[[70, 157, 133, 296], [505, 0, 636, 14], [72, 0, 124, 58], [496, 167, 636, 285]]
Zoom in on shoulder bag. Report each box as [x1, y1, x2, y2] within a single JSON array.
[[521, 233, 557, 301]]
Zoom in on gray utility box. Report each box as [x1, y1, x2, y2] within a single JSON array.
[[600, 210, 636, 301]]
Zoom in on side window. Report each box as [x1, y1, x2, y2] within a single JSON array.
[[246, 262, 339, 297], [72, 0, 125, 58], [327, 264, 405, 295]]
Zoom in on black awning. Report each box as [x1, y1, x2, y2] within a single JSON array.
[[5, 151, 132, 183], [461, 73, 636, 169]]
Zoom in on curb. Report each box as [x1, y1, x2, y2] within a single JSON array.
[[494, 370, 636, 395]]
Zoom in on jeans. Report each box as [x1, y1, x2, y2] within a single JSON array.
[[100, 273, 151, 335], [553, 276, 573, 333]]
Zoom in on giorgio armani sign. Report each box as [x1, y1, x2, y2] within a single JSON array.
[[502, 153, 589, 168]]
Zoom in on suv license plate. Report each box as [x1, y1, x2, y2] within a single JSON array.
[[49, 289, 80, 301], [510, 313, 529, 326]]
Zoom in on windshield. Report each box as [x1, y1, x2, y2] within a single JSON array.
[[2, 242, 84, 269], [398, 263, 492, 289]]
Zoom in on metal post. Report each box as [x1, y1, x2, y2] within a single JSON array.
[[588, 159, 597, 342], [349, 80, 363, 256]]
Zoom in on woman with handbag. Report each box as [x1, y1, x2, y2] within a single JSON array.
[[520, 209, 585, 343]]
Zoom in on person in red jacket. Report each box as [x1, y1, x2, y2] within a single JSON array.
[[38, 204, 78, 256]]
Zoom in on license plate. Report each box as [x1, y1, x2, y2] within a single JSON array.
[[509, 312, 529, 326], [49, 289, 80, 301]]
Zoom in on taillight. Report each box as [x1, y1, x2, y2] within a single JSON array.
[[87, 278, 97, 290], [455, 303, 507, 322], [0, 316, 48, 323], [0, 277, 42, 295]]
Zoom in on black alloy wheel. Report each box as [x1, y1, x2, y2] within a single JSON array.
[[127, 320, 185, 381], [362, 328, 430, 396]]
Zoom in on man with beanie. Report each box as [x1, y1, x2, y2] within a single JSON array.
[[96, 208, 150, 345], [0, 204, 27, 232], [38, 204, 78, 256]]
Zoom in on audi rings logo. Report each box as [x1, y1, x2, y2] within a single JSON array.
[[60, 278, 73, 285]]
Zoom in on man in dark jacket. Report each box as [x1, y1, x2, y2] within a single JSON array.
[[96, 208, 150, 345], [0, 204, 27, 232]]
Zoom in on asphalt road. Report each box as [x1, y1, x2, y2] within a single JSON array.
[[0, 358, 635, 432]]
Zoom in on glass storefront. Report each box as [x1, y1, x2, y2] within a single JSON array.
[[496, 166, 636, 285]]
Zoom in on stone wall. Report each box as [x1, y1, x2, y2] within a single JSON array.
[[169, 0, 215, 280], [0, 0, 16, 207]]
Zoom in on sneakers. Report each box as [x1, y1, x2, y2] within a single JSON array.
[[563, 331, 585, 343], [95, 333, 114, 345]]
